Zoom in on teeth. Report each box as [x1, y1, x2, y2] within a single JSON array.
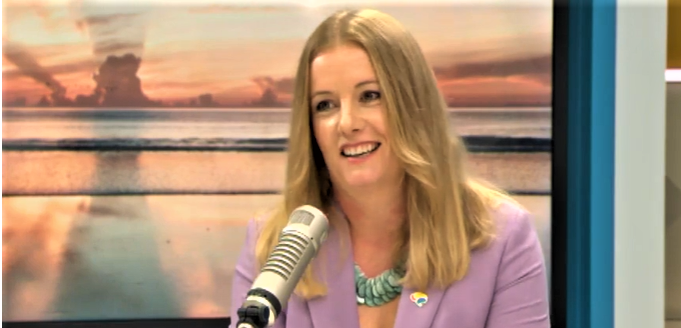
[[342, 143, 378, 157]]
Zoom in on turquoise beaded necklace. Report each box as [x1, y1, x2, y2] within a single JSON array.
[[354, 263, 406, 307]]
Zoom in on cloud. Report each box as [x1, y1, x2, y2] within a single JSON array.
[[2, 58, 97, 80], [77, 12, 139, 27], [3, 2, 71, 37], [432, 54, 552, 85], [91, 53, 155, 106], [251, 76, 294, 95], [249, 76, 294, 107], [70, 2, 149, 60], [186, 5, 297, 14], [2, 39, 70, 102], [91, 40, 144, 55]]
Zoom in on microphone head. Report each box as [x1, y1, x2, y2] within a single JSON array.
[[285, 205, 329, 252], [241, 205, 330, 326]]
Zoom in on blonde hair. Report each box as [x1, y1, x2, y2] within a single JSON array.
[[254, 8, 514, 298]]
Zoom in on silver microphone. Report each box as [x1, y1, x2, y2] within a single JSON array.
[[235, 205, 329, 328]]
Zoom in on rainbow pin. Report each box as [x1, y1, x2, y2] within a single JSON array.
[[409, 292, 428, 308]]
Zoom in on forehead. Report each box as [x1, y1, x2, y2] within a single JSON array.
[[310, 45, 377, 90]]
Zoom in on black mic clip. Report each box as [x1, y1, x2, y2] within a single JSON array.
[[235, 300, 270, 328], [235, 288, 283, 328]]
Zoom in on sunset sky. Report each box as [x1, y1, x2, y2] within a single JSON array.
[[2, 0, 553, 107]]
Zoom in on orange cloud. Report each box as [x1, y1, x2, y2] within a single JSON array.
[[428, 54, 551, 106], [433, 55, 551, 85], [437, 76, 550, 107]]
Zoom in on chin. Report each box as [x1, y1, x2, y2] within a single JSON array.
[[342, 172, 384, 188]]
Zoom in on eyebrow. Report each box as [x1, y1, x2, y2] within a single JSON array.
[[311, 80, 378, 98]]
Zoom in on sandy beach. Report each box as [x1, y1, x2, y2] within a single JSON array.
[[2, 193, 551, 321]]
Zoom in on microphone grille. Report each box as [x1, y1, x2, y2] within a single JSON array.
[[289, 209, 314, 226], [261, 231, 309, 280]]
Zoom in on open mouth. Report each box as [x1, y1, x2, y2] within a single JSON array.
[[340, 143, 381, 158]]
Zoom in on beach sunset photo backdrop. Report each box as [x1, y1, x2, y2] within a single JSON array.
[[2, 0, 553, 322]]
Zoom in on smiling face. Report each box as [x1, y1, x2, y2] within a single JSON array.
[[309, 44, 404, 191]]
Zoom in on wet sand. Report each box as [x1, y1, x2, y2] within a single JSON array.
[[2, 151, 551, 195]]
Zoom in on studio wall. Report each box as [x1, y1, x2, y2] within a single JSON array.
[[2, 0, 554, 322], [667, 0, 681, 320], [614, 2, 667, 327], [667, 82, 681, 323]]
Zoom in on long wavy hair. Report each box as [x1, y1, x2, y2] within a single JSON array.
[[254, 8, 513, 298]]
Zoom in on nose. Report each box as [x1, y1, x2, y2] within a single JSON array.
[[338, 101, 363, 135]]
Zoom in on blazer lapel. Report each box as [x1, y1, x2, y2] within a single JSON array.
[[394, 285, 445, 328], [307, 224, 359, 328]]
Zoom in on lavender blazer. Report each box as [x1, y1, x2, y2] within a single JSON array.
[[230, 202, 550, 328]]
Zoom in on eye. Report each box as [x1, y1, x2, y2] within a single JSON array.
[[360, 90, 381, 102], [314, 100, 334, 112]]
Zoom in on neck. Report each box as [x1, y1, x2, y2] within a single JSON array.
[[333, 181, 406, 249]]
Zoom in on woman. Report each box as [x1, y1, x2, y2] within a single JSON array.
[[231, 8, 550, 328]]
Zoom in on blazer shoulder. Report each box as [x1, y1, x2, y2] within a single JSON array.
[[491, 200, 536, 244], [233, 216, 265, 281], [243, 209, 280, 244], [482, 201, 551, 327], [488, 200, 547, 290]]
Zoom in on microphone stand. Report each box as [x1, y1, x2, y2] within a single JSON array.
[[235, 300, 271, 328]]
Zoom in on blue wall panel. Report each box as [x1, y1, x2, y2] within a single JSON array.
[[566, 0, 616, 328]]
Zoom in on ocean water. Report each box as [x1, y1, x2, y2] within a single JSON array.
[[2, 107, 552, 151], [2, 106, 552, 195]]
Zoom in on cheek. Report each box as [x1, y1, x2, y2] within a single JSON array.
[[369, 111, 389, 137], [312, 119, 336, 154]]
